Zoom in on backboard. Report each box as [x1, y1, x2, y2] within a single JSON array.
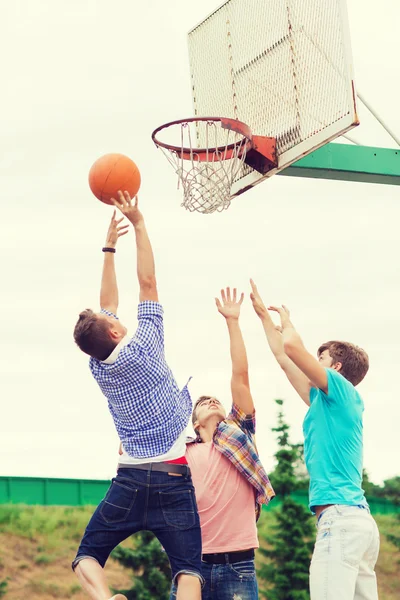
[[188, 0, 359, 196]]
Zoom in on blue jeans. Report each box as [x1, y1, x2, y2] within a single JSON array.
[[72, 467, 203, 585], [170, 559, 258, 599]]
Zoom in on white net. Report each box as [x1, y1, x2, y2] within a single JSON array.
[[188, 0, 357, 190], [156, 120, 249, 214]]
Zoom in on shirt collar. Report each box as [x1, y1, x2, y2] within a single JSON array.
[[101, 334, 129, 365]]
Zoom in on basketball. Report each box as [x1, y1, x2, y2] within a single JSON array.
[[88, 153, 141, 205]]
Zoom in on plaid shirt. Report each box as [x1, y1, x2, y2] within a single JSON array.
[[89, 301, 192, 458], [188, 404, 275, 518]]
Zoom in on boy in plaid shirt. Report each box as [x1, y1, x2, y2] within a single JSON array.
[[73, 192, 202, 600], [171, 287, 275, 600]]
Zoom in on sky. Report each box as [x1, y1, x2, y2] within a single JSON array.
[[1, 0, 399, 487]]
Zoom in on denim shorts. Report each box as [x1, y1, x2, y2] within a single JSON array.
[[170, 558, 258, 599], [72, 467, 203, 585]]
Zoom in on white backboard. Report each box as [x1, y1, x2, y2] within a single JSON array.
[[188, 0, 358, 196]]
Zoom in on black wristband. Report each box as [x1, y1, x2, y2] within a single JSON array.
[[102, 247, 116, 253]]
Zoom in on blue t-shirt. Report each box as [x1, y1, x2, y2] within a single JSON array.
[[303, 368, 367, 512]]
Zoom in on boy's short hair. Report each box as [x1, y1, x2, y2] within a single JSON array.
[[192, 396, 212, 428], [318, 341, 369, 386], [73, 309, 116, 361]]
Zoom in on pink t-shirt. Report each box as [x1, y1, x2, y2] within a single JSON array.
[[186, 441, 259, 554]]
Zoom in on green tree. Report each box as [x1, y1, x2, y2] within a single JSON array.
[[381, 477, 400, 549], [0, 579, 8, 598], [111, 531, 171, 600], [381, 476, 400, 505], [292, 443, 309, 492], [361, 469, 381, 498], [258, 399, 314, 600], [362, 472, 400, 504]]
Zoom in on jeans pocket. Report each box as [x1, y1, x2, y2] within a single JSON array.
[[340, 527, 364, 567], [100, 480, 138, 524], [228, 559, 256, 579], [159, 489, 196, 530]]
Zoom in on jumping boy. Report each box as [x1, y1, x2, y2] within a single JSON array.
[[170, 287, 275, 600], [72, 191, 202, 600], [250, 279, 380, 600]]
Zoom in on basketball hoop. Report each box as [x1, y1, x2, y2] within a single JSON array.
[[152, 117, 277, 214]]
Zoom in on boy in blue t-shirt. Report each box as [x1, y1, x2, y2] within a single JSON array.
[[250, 280, 380, 600]]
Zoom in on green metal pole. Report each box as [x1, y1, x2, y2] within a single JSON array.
[[280, 143, 400, 186]]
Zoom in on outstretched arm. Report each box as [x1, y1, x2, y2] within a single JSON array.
[[250, 279, 311, 406], [100, 210, 129, 313], [216, 287, 254, 415], [112, 191, 158, 302], [269, 304, 328, 394]]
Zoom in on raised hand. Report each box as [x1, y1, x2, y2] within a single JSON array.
[[268, 304, 292, 329], [249, 279, 269, 319], [215, 287, 244, 320], [111, 191, 143, 226], [105, 210, 129, 248]]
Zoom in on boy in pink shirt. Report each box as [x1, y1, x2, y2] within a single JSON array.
[[170, 287, 275, 600]]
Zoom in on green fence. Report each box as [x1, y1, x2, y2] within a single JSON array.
[[0, 476, 398, 515], [263, 490, 400, 515], [0, 476, 109, 507]]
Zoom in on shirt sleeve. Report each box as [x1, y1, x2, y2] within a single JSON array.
[[324, 368, 354, 405], [100, 308, 119, 320], [225, 403, 256, 434], [126, 301, 165, 359]]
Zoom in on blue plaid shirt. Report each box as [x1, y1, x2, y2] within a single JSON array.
[[89, 301, 193, 458]]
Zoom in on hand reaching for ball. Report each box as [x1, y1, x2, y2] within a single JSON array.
[[111, 191, 144, 227], [105, 210, 129, 248]]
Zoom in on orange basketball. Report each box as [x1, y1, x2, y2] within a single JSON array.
[[88, 153, 141, 205]]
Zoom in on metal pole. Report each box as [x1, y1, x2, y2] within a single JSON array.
[[357, 91, 400, 148], [342, 133, 360, 145]]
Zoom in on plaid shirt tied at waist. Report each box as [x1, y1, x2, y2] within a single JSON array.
[[188, 403, 275, 518]]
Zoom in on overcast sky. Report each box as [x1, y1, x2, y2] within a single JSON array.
[[1, 0, 399, 487]]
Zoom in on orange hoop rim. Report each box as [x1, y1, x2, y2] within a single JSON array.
[[151, 117, 253, 161]]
